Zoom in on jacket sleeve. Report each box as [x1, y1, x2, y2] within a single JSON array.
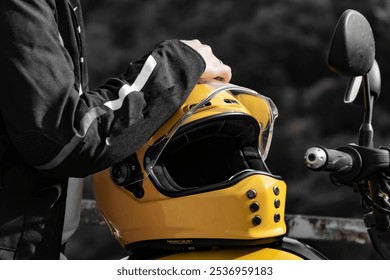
[[0, 0, 205, 178]]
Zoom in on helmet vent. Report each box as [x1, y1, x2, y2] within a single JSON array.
[[189, 102, 212, 110], [223, 99, 239, 104]]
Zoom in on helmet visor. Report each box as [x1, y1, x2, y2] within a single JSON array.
[[126, 81, 278, 186]]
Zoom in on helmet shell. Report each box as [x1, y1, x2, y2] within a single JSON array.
[[93, 82, 286, 251]]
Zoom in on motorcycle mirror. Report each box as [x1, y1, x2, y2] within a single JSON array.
[[344, 59, 381, 104], [368, 59, 381, 101], [328, 9, 375, 76], [344, 76, 362, 103]]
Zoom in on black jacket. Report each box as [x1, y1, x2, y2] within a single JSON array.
[[0, 0, 205, 259]]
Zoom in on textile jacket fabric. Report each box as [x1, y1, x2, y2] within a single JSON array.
[[0, 0, 205, 259]]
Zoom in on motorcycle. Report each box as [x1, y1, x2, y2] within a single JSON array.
[[92, 9, 390, 260], [303, 9, 390, 259]]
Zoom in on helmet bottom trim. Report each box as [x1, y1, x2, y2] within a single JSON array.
[[125, 236, 285, 259]]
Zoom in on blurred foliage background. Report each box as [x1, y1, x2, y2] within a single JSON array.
[[67, 0, 390, 259]]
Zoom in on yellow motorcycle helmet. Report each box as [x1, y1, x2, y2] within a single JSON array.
[[93, 81, 287, 256]]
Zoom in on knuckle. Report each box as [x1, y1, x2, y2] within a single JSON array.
[[203, 45, 212, 53]]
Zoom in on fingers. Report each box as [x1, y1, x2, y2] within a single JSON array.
[[200, 57, 232, 83], [181, 39, 232, 83]]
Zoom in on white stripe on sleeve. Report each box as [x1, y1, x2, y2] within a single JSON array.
[[104, 55, 157, 111]]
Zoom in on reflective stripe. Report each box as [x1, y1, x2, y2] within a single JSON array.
[[104, 55, 157, 111], [36, 56, 157, 171], [58, 32, 64, 47]]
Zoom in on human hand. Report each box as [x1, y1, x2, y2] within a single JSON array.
[[181, 39, 232, 83]]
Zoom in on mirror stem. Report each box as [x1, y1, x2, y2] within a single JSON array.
[[359, 74, 374, 148], [360, 75, 389, 230]]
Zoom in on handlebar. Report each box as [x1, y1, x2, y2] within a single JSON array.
[[304, 144, 390, 231], [304, 146, 353, 173], [304, 144, 390, 183]]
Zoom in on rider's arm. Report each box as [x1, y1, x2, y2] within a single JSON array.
[[0, 0, 206, 178]]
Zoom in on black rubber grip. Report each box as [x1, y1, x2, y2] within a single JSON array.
[[304, 146, 353, 173]]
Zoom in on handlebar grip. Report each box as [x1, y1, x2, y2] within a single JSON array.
[[304, 146, 353, 173]]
